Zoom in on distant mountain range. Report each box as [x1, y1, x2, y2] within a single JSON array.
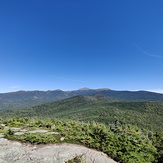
[[0, 88, 163, 110]]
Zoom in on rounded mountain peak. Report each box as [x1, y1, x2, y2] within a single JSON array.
[[78, 87, 91, 91]]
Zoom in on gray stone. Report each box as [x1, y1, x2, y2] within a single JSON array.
[[29, 130, 48, 134], [10, 127, 21, 131], [46, 132, 59, 135], [20, 129, 28, 132], [0, 133, 5, 138], [14, 132, 25, 136], [4, 126, 9, 130], [0, 138, 117, 163]]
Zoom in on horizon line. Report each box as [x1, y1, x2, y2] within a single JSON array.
[[0, 88, 163, 94]]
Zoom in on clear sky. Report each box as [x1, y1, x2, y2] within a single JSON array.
[[0, 0, 163, 93]]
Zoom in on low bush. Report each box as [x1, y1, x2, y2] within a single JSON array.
[[1, 118, 161, 163]]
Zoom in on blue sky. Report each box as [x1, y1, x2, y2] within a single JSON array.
[[0, 0, 163, 93]]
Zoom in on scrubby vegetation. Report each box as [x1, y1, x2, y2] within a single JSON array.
[[1, 96, 163, 131], [0, 117, 162, 163], [66, 155, 85, 163]]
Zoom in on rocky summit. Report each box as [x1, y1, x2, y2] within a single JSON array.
[[0, 138, 117, 163]]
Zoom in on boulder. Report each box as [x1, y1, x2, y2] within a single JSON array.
[[0, 138, 117, 163]]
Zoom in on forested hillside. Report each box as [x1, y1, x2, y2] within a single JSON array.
[[1, 95, 162, 131]]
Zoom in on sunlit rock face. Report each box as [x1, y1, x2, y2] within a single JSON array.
[[0, 138, 117, 163]]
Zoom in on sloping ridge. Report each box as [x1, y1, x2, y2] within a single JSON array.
[[1, 88, 163, 110]]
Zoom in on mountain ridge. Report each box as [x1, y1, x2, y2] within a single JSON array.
[[1, 88, 163, 110]]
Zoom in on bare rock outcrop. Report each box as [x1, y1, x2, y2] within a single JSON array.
[[0, 138, 117, 163]]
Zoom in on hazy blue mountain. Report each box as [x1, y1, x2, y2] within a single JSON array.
[[0, 88, 163, 110]]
